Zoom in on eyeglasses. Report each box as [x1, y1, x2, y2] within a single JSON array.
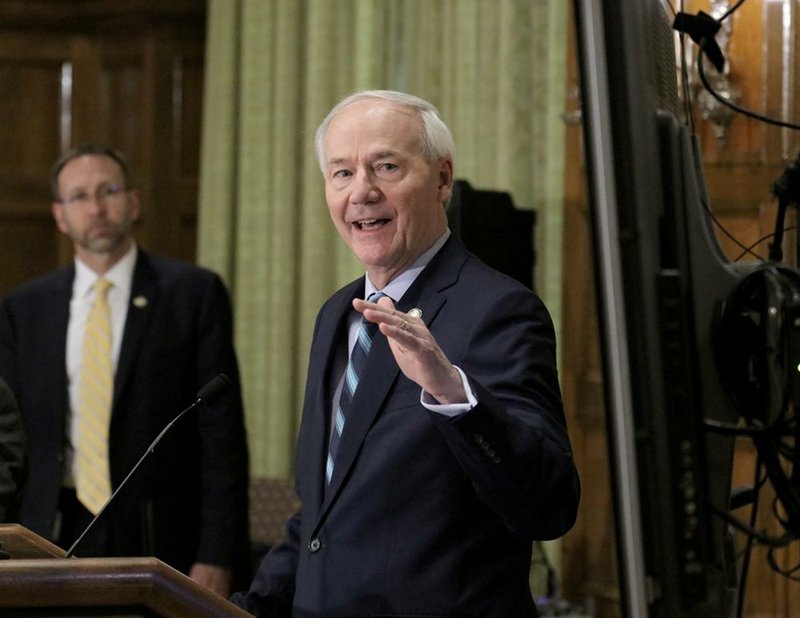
[[59, 184, 129, 207]]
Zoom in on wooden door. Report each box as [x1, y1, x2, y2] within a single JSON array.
[[0, 0, 206, 298]]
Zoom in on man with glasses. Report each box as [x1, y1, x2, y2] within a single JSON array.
[[0, 144, 250, 597]]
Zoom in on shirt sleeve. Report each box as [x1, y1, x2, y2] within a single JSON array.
[[420, 365, 477, 418]]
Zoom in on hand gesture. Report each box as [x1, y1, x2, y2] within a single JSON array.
[[353, 296, 466, 404]]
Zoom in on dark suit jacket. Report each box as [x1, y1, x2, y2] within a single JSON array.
[[0, 377, 25, 522], [233, 236, 580, 618], [0, 250, 250, 578]]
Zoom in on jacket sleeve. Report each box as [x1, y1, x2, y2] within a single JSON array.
[[429, 285, 580, 540], [0, 377, 26, 522], [229, 509, 300, 617], [193, 274, 251, 572]]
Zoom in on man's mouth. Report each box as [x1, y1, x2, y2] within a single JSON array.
[[353, 218, 390, 230]]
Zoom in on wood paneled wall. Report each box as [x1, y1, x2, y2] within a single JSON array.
[[562, 1, 800, 616], [0, 0, 206, 298]]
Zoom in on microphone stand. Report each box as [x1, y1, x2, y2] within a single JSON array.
[[65, 373, 231, 558]]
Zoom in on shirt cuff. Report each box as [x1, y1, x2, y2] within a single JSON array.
[[420, 366, 477, 418]]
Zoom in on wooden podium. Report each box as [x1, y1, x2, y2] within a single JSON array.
[[0, 524, 252, 617]]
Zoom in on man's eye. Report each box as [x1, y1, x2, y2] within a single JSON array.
[[332, 169, 352, 179], [377, 163, 398, 172], [65, 193, 89, 205], [100, 185, 123, 198]]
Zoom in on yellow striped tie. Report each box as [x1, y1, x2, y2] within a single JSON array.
[[75, 278, 113, 515]]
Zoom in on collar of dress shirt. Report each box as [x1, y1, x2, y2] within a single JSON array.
[[74, 243, 138, 299], [364, 229, 451, 302]]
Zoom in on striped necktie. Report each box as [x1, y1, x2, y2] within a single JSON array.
[[75, 278, 114, 515], [326, 291, 386, 483]]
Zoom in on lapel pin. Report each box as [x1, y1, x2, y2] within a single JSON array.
[[132, 295, 148, 309], [408, 308, 422, 319]]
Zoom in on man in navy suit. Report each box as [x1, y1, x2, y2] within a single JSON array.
[[0, 377, 25, 522], [0, 144, 250, 596], [232, 90, 580, 617]]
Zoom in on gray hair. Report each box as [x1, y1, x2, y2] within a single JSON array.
[[314, 90, 456, 173]]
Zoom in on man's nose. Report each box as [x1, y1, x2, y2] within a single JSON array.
[[86, 195, 108, 215], [350, 169, 379, 204]]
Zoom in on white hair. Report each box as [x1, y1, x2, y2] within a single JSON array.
[[314, 89, 456, 173]]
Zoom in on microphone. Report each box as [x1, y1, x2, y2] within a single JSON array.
[[64, 373, 232, 559]]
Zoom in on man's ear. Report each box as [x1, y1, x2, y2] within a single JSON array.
[[127, 189, 142, 223], [437, 158, 454, 203], [51, 202, 68, 235]]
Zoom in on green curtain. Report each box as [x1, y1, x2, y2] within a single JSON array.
[[198, 0, 568, 480]]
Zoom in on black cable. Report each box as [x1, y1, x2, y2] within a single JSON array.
[[672, 0, 800, 595], [777, 437, 797, 462], [697, 54, 800, 132], [706, 499, 795, 547], [669, 1, 763, 256], [717, 0, 748, 23], [767, 198, 789, 261], [772, 493, 796, 533], [703, 418, 773, 436], [733, 227, 798, 263], [735, 456, 763, 618], [767, 156, 800, 260], [696, 188, 762, 259], [771, 151, 800, 205], [767, 545, 800, 581], [672, 3, 800, 263]]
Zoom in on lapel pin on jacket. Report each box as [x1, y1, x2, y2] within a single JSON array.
[[132, 295, 148, 309]]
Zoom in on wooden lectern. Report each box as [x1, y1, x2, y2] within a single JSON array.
[[0, 524, 252, 617]]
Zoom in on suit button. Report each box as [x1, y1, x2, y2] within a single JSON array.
[[308, 538, 321, 553]]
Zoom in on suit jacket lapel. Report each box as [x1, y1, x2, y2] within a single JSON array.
[[318, 236, 468, 514], [322, 331, 398, 504], [397, 234, 465, 314], [113, 252, 159, 408], [46, 268, 74, 430], [303, 280, 363, 516]]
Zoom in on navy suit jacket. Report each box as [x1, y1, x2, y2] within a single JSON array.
[[0, 377, 25, 521], [233, 236, 580, 617], [0, 250, 250, 578]]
